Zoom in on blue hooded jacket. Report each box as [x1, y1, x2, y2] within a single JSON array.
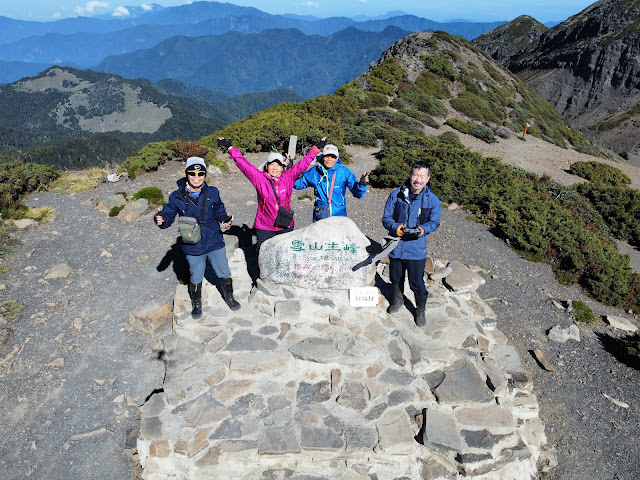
[[382, 181, 441, 260], [156, 178, 228, 256], [293, 157, 367, 221]]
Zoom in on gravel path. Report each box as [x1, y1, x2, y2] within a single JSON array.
[[1, 140, 639, 479]]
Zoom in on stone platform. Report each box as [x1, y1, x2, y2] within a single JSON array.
[[137, 240, 550, 479]]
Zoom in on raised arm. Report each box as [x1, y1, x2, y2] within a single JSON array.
[[346, 168, 367, 199]]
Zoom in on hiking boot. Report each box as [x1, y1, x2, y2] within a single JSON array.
[[220, 277, 241, 311], [387, 282, 403, 314], [188, 282, 202, 319], [414, 292, 428, 327]]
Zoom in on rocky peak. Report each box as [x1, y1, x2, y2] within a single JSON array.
[[505, 0, 640, 160], [472, 15, 548, 68]]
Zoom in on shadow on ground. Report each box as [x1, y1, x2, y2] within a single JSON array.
[[596, 331, 640, 371]]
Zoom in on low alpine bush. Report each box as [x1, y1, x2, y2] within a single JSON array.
[[131, 187, 165, 206], [570, 161, 631, 186]]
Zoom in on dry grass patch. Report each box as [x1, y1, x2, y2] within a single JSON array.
[[24, 206, 56, 222], [50, 167, 109, 193]]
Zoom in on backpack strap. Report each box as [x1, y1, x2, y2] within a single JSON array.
[[327, 171, 337, 206], [198, 188, 208, 224], [268, 178, 281, 207]]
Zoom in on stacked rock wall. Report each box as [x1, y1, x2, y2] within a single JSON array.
[[137, 221, 550, 479]]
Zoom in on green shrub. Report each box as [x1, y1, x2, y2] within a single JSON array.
[[398, 84, 447, 117], [450, 92, 501, 123], [0, 160, 60, 216], [0, 300, 24, 322], [438, 131, 463, 148], [421, 115, 440, 129], [469, 123, 497, 144], [0, 221, 16, 265], [415, 71, 452, 99], [576, 182, 640, 246], [445, 118, 471, 134], [131, 187, 165, 206], [343, 125, 378, 146], [202, 99, 345, 154], [109, 205, 125, 217], [390, 97, 406, 109], [121, 142, 173, 180], [572, 300, 597, 324], [422, 53, 458, 81], [360, 92, 388, 108], [570, 161, 631, 186]]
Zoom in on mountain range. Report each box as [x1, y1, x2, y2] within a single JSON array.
[[94, 26, 410, 99], [4, 0, 640, 166], [0, 66, 303, 168], [473, 0, 640, 162], [0, 1, 510, 86]]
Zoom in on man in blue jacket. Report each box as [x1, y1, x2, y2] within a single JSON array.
[[154, 157, 239, 318], [382, 161, 441, 326], [294, 144, 369, 221]]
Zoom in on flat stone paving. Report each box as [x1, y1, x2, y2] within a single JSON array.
[[137, 243, 550, 479]]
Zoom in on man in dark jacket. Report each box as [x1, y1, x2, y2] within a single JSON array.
[[382, 161, 441, 326], [154, 157, 239, 317]]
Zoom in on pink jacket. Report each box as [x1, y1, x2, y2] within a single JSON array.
[[229, 145, 320, 231]]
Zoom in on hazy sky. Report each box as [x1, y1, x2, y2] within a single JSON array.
[[1, 0, 597, 23]]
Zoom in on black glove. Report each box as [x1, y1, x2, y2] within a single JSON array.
[[359, 172, 369, 186], [217, 138, 232, 149], [314, 139, 327, 150]]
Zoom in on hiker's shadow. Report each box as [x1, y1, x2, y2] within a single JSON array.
[[225, 224, 259, 284], [156, 238, 190, 284]]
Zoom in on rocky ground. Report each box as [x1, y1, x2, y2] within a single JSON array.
[[0, 130, 639, 479]]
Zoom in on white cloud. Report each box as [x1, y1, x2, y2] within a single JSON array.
[[111, 6, 131, 17], [141, 4, 153, 11], [300, 2, 319, 7], [74, 1, 109, 16]]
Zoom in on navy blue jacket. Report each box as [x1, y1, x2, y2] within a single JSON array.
[[156, 178, 228, 255], [382, 181, 441, 260]]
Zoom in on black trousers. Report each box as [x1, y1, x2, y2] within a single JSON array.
[[255, 226, 294, 252], [389, 257, 427, 295]]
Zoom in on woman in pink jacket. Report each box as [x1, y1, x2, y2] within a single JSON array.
[[218, 137, 326, 252]]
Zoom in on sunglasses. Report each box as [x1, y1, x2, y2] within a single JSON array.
[[187, 171, 206, 177], [324, 154, 337, 159]]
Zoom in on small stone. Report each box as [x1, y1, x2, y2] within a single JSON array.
[[605, 315, 637, 333], [149, 440, 170, 458], [258, 427, 301, 455], [297, 381, 331, 404], [48, 358, 64, 368], [44, 263, 74, 279], [547, 324, 580, 343], [71, 318, 83, 330], [336, 381, 368, 410], [13, 218, 38, 229]]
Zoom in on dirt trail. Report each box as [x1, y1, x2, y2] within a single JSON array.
[[426, 123, 640, 190]]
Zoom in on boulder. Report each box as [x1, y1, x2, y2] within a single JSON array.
[[119, 198, 149, 222], [258, 217, 375, 289], [96, 193, 127, 214]]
